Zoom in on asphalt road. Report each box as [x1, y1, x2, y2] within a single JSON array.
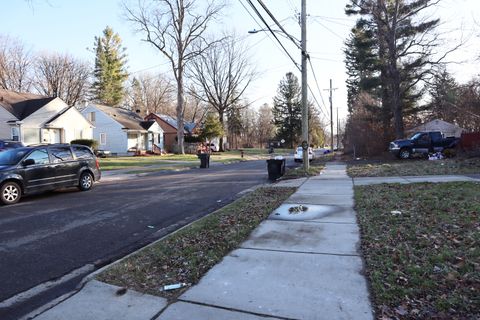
[[0, 159, 295, 319]]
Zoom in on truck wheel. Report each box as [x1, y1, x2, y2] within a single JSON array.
[[399, 148, 411, 159]]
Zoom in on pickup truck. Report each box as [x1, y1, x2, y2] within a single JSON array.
[[389, 131, 459, 159]]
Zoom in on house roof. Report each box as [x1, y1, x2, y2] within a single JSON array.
[[153, 113, 196, 134], [92, 104, 148, 131], [140, 120, 156, 131], [408, 119, 465, 132], [0, 89, 56, 120]]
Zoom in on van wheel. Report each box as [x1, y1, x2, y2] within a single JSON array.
[[79, 172, 93, 191], [399, 148, 411, 159], [1, 181, 21, 205]]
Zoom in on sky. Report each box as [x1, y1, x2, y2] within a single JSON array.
[[1, 0, 479, 130]]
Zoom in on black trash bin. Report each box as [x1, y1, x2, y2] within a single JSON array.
[[267, 158, 285, 180], [198, 153, 210, 168]]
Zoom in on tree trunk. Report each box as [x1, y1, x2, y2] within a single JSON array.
[[218, 109, 224, 152], [176, 63, 185, 154]]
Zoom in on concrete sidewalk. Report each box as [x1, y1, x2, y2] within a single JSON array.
[[32, 162, 373, 320]]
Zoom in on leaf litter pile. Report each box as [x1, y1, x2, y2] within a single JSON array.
[[355, 182, 479, 319], [98, 187, 295, 300]]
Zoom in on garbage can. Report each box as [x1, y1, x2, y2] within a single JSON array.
[[198, 153, 210, 168], [267, 158, 285, 180]]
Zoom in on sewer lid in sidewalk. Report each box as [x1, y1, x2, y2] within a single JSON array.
[[270, 203, 338, 221]]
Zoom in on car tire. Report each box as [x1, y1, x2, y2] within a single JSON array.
[[399, 148, 411, 159], [78, 172, 94, 191], [1, 181, 21, 205]]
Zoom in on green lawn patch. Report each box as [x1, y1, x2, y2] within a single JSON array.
[[355, 182, 480, 319], [97, 187, 296, 300], [348, 157, 480, 177], [282, 163, 324, 179]]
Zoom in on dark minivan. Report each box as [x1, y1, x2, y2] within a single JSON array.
[[0, 144, 101, 205]]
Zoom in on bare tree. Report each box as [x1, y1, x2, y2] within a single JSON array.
[[123, 0, 225, 154], [0, 35, 32, 92], [188, 34, 256, 151], [128, 72, 174, 116], [184, 88, 209, 124], [256, 103, 275, 148], [34, 53, 91, 105]]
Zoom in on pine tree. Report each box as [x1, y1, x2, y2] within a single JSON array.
[[92, 26, 128, 106], [346, 0, 442, 139], [272, 72, 302, 148], [201, 113, 224, 143], [426, 69, 459, 123]]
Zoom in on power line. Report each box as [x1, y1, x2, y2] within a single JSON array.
[[255, 0, 302, 50], [239, 0, 301, 70], [311, 18, 346, 40], [242, 0, 300, 71], [307, 57, 330, 119]]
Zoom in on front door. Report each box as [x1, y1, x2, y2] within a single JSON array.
[[51, 129, 62, 143]]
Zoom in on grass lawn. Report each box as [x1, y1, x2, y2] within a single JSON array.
[[355, 182, 480, 319], [97, 187, 296, 300], [347, 157, 480, 177]]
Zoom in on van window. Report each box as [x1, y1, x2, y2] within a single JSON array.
[[73, 146, 93, 159], [26, 148, 50, 165], [50, 146, 74, 163]]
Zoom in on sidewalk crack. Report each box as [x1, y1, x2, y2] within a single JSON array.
[[239, 247, 360, 257]]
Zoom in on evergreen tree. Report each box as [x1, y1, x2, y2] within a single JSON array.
[[346, 0, 443, 139], [201, 113, 224, 143], [426, 69, 459, 123], [227, 104, 243, 149], [92, 26, 128, 106], [272, 72, 302, 148], [344, 18, 381, 113]]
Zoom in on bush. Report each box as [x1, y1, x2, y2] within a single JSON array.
[[184, 135, 203, 143], [70, 139, 99, 150]]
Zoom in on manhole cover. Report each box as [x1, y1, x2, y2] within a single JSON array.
[[270, 204, 339, 221]]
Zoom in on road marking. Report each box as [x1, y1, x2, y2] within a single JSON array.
[[0, 264, 94, 309]]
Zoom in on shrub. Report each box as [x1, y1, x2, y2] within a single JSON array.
[[70, 139, 99, 150], [184, 135, 203, 143]]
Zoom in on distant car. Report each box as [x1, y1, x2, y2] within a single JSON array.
[[0, 140, 24, 152], [207, 143, 219, 152], [294, 146, 315, 162], [95, 149, 111, 158], [0, 144, 101, 205]]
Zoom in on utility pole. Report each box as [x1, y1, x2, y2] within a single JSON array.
[[301, 0, 309, 170], [325, 79, 337, 152], [336, 106, 339, 149]]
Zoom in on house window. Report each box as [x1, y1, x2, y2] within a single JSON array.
[[11, 127, 19, 141], [100, 133, 106, 145], [87, 112, 96, 124]]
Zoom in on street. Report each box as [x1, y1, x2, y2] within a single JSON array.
[[0, 159, 288, 319]]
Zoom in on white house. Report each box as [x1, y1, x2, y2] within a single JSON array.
[[407, 119, 465, 138], [0, 89, 93, 144], [81, 104, 164, 155]]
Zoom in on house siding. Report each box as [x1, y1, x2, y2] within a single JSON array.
[[48, 107, 93, 143], [81, 105, 128, 155], [145, 114, 176, 152], [0, 106, 17, 139]]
